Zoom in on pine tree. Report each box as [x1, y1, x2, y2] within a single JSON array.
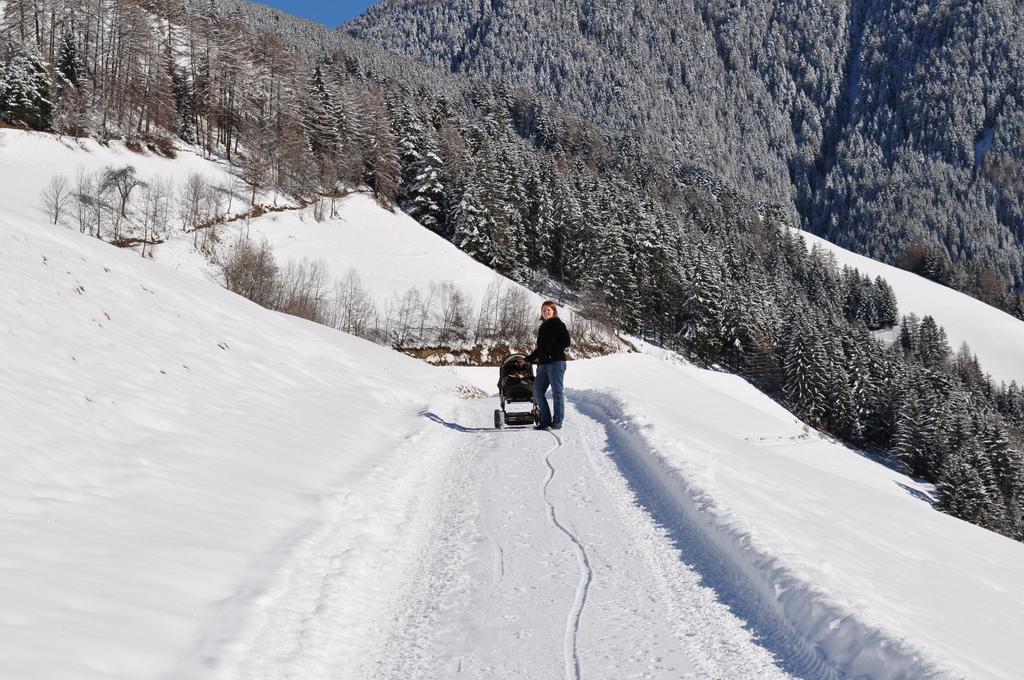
[[523, 160, 555, 270], [492, 149, 529, 278], [57, 30, 83, 89], [408, 143, 446, 233], [983, 420, 1024, 533], [586, 218, 640, 332], [0, 44, 53, 129], [451, 178, 496, 266], [395, 103, 424, 203], [550, 169, 585, 283], [782, 310, 829, 425], [917, 315, 950, 370], [875, 276, 899, 327], [683, 243, 725, 361], [939, 444, 998, 527]]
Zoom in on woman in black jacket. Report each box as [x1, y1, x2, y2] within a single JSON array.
[[523, 300, 571, 430]]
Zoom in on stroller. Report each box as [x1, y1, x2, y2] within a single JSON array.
[[494, 353, 539, 429]]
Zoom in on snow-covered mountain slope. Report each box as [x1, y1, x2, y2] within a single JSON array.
[[796, 227, 1024, 385], [0, 130, 243, 227], [5, 129, 1024, 678], [0, 212, 466, 678], [162, 191, 548, 311], [0, 129, 546, 316]]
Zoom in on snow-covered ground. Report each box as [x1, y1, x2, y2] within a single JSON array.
[[0, 129, 246, 228], [0, 129, 549, 320], [5, 129, 1024, 678], [0, 210, 468, 678], [163, 192, 548, 311]]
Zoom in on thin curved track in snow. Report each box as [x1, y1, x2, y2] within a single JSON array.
[[252, 400, 795, 679], [540, 432, 593, 680]]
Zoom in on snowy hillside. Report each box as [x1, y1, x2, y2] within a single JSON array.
[[0, 210, 468, 678], [798, 228, 1024, 385], [0, 130, 550, 322], [168, 192, 548, 309], [4, 130, 1024, 678]]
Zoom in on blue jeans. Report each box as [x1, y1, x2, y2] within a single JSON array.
[[534, 361, 566, 426]]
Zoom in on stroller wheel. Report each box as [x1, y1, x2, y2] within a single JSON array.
[[494, 409, 504, 429]]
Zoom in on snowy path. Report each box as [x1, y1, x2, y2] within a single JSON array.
[[362, 399, 796, 679]]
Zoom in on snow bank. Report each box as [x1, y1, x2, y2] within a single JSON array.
[[556, 351, 1024, 679]]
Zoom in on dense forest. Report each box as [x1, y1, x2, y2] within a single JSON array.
[[349, 0, 1024, 318], [1, 0, 1022, 539]]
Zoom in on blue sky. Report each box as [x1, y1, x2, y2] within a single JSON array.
[[258, 1, 380, 28]]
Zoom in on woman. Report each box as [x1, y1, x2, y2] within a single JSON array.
[[523, 300, 571, 430]]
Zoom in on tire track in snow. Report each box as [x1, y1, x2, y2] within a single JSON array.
[[540, 432, 593, 680]]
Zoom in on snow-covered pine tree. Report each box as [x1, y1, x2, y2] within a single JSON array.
[[493, 147, 529, 278], [395, 103, 424, 203], [982, 419, 1024, 534], [523, 159, 555, 271], [874, 276, 899, 327], [782, 308, 829, 426], [586, 188, 640, 332], [0, 43, 53, 129], [451, 176, 496, 267], [408, 141, 446, 234], [891, 384, 927, 476], [56, 29, 82, 89], [549, 168, 585, 284], [917, 315, 951, 370], [682, 241, 725, 361], [939, 443, 1000, 527]]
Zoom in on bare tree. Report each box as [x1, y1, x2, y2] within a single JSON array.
[[243, 148, 269, 206], [434, 281, 471, 345], [475, 280, 501, 342], [178, 173, 207, 246], [221, 237, 279, 308], [41, 175, 71, 225], [391, 287, 423, 347], [498, 285, 531, 346], [101, 165, 143, 218], [374, 296, 394, 346], [417, 284, 436, 342], [96, 173, 119, 241], [74, 169, 95, 235], [89, 171, 105, 240], [139, 177, 172, 257], [222, 176, 245, 214], [199, 180, 225, 252], [330, 269, 376, 339], [276, 258, 331, 323]]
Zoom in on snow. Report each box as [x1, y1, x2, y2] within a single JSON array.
[[0, 210, 468, 678], [796, 227, 1024, 385], [163, 192, 547, 312], [4, 128, 1024, 678], [0, 129, 548, 320], [0, 130, 245, 228], [975, 126, 996, 167], [455, 354, 1024, 679]]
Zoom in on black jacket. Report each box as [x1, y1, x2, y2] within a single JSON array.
[[526, 317, 571, 364]]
